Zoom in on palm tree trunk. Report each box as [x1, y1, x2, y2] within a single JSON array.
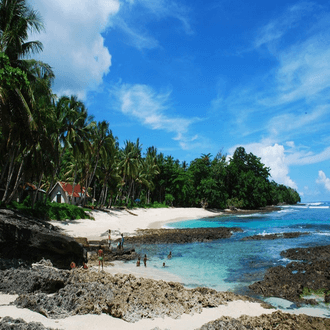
[[2, 147, 18, 203], [5, 158, 24, 204]]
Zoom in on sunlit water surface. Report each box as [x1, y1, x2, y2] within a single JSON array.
[[127, 202, 330, 317]]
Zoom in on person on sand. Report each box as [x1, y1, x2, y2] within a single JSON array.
[[136, 257, 141, 267], [143, 254, 147, 267], [167, 251, 172, 259], [108, 229, 111, 251], [98, 245, 104, 271], [121, 233, 124, 250], [70, 261, 76, 269]]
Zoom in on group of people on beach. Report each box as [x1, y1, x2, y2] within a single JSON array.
[[107, 229, 124, 251], [71, 230, 173, 271], [136, 251, 172, 268]]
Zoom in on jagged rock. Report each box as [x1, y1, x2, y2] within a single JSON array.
[[196, 311, 330, 330], [0, 260, 69, 294], [242, 232, 309, 241], [0, 209, 86, 269], [15, 282, 114, 318], [249, 244, 330, 304], [124, 227, 243, 245], [0, 316, 59, 330], [280, 244, 330, 262], [1, 264, 255, 322]]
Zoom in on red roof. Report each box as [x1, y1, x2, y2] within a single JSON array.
[[58, 182, 89, 198]]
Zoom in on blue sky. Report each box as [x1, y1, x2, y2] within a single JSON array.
[[28, 0, 330, 202]]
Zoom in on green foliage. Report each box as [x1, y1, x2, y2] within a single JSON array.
[[301, 287, 330, 297], [5, 199, 91, 220], [0, 53, 30, 89], [165, 193, 175, 206], [226, 197, 245, 209]]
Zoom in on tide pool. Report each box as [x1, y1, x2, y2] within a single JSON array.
[[128, 202, 330, 317]]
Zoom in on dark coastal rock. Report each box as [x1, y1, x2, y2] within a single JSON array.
[[280, 244, 330, 261], [1, 260, 254, 322], [197, 311, 330, 330], [15, 282, 114, 318], [0, 316, 59, 330], [124, 227, 243, 245], [0, 259, 69, 294], [0, 209, 86, 269], [249, 244, 330, 304], [242, 232, 309, 241]]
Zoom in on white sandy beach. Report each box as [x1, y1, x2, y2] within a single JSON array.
[[50, 207, 225, 240], [0, 207, 314, 329]]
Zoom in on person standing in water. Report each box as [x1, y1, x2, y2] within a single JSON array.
[[136, 257, 141, 267], [167, 251, 172, 259], [108, 229, 111, 251], [98, 245, 104, 271], [121, 233, 124, 250], [143, 254, 147, 267]]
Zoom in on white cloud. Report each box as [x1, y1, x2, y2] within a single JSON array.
[[316, 170, 330, 191], [114, 84, 201, 149], [28, 0, 120, 99], [254, 2, 316, 49], [286, 146, 330, 165]]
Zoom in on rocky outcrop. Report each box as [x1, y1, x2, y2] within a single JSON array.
[[124, 227, 243, 245], [0, 260, 256, 322], [242, 232, 309, 241], [249, 244, 330, 304], [0, 209, 86, 269], [196, 311, 330, 330], [0, 316, 59, 330]]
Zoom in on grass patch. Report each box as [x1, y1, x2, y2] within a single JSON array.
[[4, 197, 91, 221], [301, 287, 330, 298]]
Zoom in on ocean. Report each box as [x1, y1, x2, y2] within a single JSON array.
[[130, 202, 330, 317]]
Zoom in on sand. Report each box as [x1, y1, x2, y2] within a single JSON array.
[[0, 207, 279, 329], [50, 207, 225, 240]]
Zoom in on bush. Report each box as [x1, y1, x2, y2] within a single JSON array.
[[5, 200, 91, 221]]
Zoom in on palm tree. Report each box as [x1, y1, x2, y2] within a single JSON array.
[[117, 139, 142, 206], [0, 0, 55, 204], [0, 0, 43, 63]]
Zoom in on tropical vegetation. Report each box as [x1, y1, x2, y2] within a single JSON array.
[[0, 0, 300, 217]]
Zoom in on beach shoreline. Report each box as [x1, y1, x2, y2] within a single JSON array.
[[50, 207, 226, 241], [2, 206, 329, 329]]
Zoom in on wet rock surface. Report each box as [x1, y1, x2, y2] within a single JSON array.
[[124, 227, 243, 245], [0, 260, 255, 322], [0, 316, 60, 330], [197, 311, 330, 330], [242, 232, 309, 241], [0, 209, 85, 269], [249, 244, 330, 304]]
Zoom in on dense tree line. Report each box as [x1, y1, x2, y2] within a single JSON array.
[[0, 0, 300, 210]]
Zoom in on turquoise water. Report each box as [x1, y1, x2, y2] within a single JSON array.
[[129, 202, 330, 316]]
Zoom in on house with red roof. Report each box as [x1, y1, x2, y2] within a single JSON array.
[[49, 181, 90, 205]]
